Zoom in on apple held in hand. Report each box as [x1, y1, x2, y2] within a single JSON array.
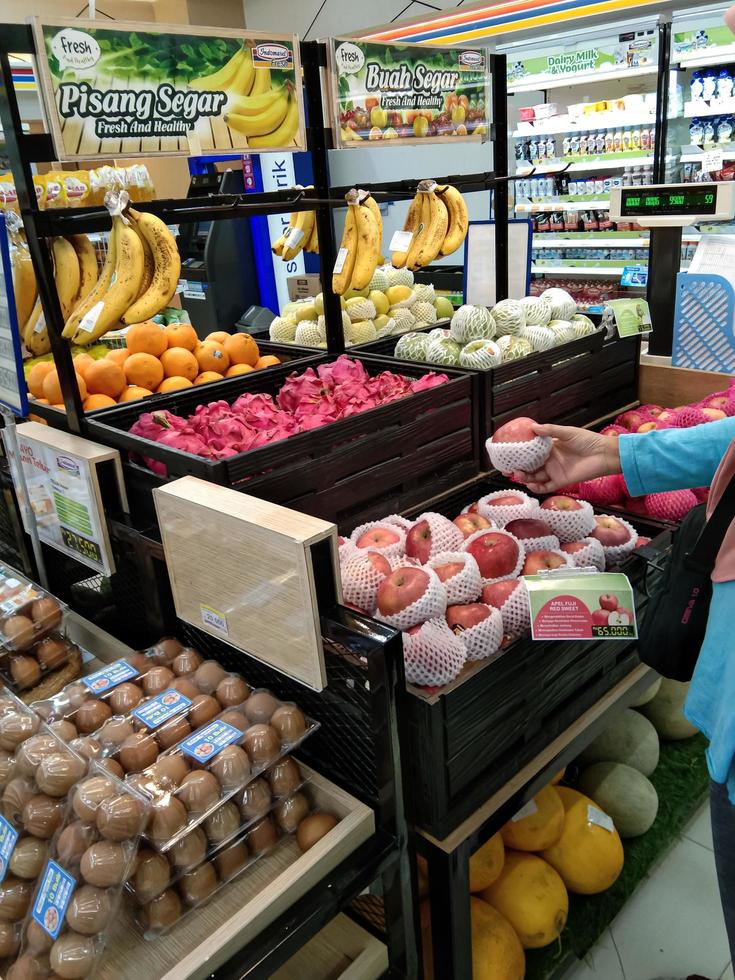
[[522, 550, 569, 575], [453, 512, 492, 538], [486, 417, 552, 473], [590, 514, 632, 548], [463, 529, 522, 582], [599, 593, 619, 612], [492, 417, 538, 443]]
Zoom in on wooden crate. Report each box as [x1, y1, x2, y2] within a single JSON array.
[[271, 914, 388, 980]]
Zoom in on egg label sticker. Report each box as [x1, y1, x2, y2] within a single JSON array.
[[180, 719, 242, 763], [525, 571, 637, 641], [0, 816, 18, 884], [81, 658, 139, 693], [33, 860, 76, 939], [132, 688, 193, 729]]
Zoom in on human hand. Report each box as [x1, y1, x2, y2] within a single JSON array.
[[509, 423, 621, 494]]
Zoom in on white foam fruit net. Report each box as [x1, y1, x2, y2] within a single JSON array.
[[492, 579, 531, 638], [486, 435, 553, 474], [381, 514, 414, 532], [462, 528, 525, 585], [350, 521, 406, 560], [540, 500, 596, 542], [403, 618, 467, 687], [477, 490, 540, 527], [340, 550, 390, 614], [376, 565, 447, 630], [451, 605, 504, 662], [514, 533, 560, 554], [406, 512, 465, 561], [427, 552, 482, 604], [564, 537, 606, 571], [339, 540, 359, 563], [522, 548, 574, 574], [596, 516, 639, 565]]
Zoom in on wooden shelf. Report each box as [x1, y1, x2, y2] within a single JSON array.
[[271, 913, 388, 980]]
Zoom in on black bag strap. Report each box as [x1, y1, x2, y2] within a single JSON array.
[[689, 469, 735, 571]]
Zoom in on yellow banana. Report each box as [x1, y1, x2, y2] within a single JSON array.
[[23, 302, 50, 357], [413, 191, 448, 269], [68, 235, 98, 305], [52, 237, 81, 320], [126, 215, 155, 299], [247, 94, 299, 149], [405, 193, 431, 271], [229, 85, 284, 116], [282, 208, 315, 262], [229, 46, 255, 96], [63, 221, 118, 339], [362, 193, 382, 227], [271, 232, 286, 256], [189, 45, 245, 91], [249, 65, 271, 97], [11, 245, 36, 332], [224, 91, 289, 137], [351, 204, 381, 290], [333, 204, 358, 296], [305, 221, 319, 254], [392, 193, 422, 268], [122, 209, 181, 325], [437, 184, 469, 256]]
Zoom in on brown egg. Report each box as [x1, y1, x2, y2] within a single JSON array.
[[3, 778, 35, 823], [178, 770, 220, 814], [30, 597, 62, 629], [267, 757, 302, 798], [0, 875, 32, 921], [74, 699, 111, 734], [50, 931, 96, 979], [49, 720, 77, 743], [36, 753, 87, 798], [156, 715, 191, 750], [209, 744, 250, 790], [56, 822, 95, 867], [217, 709, 248, 733], [246, 815, 278, 853], [188, 694, 220, 729], [296, 812, 338, 852], [149, 754, 189, 789], [2, 616, 35, 650], [98, 757, 124, 779], [168, 825, 207, 870], [179, 861, 217, 906], [270, 705, 307, 743], [119, 732, 159, 773], [193, 661, 227, 695], [65, 884, 111, 935], [35, 638, 68, 672], [0, 748, 16, 785], [25, 918, 52, 954], [108, 682, 144, 715], [80, 840, 126, 887], [98, 717, 134, 747], [23, 794, 65, 839], [243, 691, 279, 725], [142, 666, 175, 697], [10, 656, 41, 689], [133, 849, 170, 904], [149, 638, 183, 665], [0, 711, 38, 751], [204, 801, 240, 844], [214, 839, 249, 880], [243, 724, 280, 766], [171, 677, 199, 699], [274, 792, 310, 834], [126, 652, 151, 674], [0, 917, 19, 957], [16, 735, 58, 778], [239, 778, 272, 821], [0, 700, 18, 719], [171, 648, 203, 677], [8, 836, 47, 879], [6, 953, 45, 980], [73, 775, 114, 822], [140, 888, 181, 933], [147, 796, 187, 846], [68, 737, 101, 762], [96, 793, 146, 841], [215, 675, 250, 709], [64, 683, 89, 711]]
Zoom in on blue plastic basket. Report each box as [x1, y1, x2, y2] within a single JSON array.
[[672, 272, 735, 372]]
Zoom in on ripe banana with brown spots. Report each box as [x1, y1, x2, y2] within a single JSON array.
[[437, 184, 469, 256], [332, 204, 358, 296], [392, 193, 422, 269], [412, 190, 448, 269], [122, 209, 180, 325], [351, 202, 381, 290], [52, 237, 81, 320]]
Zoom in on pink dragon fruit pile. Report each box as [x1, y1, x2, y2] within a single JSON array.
[[129, 357, 448, 474]]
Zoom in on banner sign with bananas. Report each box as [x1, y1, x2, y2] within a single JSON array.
[[330, 37, 489, 147], [32, 19, 306, 160]]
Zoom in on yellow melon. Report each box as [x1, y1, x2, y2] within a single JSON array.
[[385, 284, 413, 306], [501, 786, 565, 852], [470, 898, 525, 980], [482, 851, 568, 949], [470, 832, 505, 893], [541, 786, 624, 894]]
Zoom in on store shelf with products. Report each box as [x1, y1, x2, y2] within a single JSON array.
[[507, 64, 659, 94], [531, 264, 629, 276], [513, 113, 657, 137], [515, 199, 611, 212], [516, 155, 655, 175]]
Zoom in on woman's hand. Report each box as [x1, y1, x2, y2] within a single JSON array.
[[510, 423, 622, 494]]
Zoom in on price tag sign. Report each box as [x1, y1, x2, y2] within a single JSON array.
[[180, 719, 242, 763], [701, 148, 724, 173], [333, 247, 349, 275], [389, 229, 414, 252], [526, 571, 637, 641], [606, 298, 653, 338], [621, 265, 649, 287]]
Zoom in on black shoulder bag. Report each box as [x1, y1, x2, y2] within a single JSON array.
[[638, 473, 735, 682]]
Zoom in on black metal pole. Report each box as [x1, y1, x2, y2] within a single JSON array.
[[491, 53, 509, 302], [653, 19, 672, 185]]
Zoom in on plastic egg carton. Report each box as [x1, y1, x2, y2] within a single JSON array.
[[0, 569, 71, 693]]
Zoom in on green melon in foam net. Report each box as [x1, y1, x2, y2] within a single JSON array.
[[460, 339, 503, 369], [395, 332, 430, 362], [426, 336, 462, 366], [491, 299, 526, 336], [450, 305, 497, 344], [520, 294, 552, 326], [571, 313, 598, 338], [387, 266, 415, 288], [390, 308, 416, 333], [295, 321, 326, 346], [269, 316, 297, 342], [548, 319, 577, 344], [497, 334, 534, 362]]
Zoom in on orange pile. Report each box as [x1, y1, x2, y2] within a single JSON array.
[[26, 321, 282, 414]]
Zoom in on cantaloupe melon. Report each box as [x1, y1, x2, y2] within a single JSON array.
[[470, 832, 505, 892], [640, 679, 699, 740], [541, 786, 624, 894], [501, 785, 564, 852], [579, 762, 659, 838], [482, 851, 568, 949], [632, 677, 662, 707], [578, 707, 659, 776], [470, 898, 526, 980]]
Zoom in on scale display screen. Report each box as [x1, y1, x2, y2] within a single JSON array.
[[620, 187, 718, 216]]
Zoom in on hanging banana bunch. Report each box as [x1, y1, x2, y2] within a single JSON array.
[[391, 179, 469, 270], [122, 207, 180, 325], [271, 186, 320, 261], [7, 215, 37, 340], [332, 189, 382, 296]]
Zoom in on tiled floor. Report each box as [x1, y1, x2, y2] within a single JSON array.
[[566, 801, 732, 980]]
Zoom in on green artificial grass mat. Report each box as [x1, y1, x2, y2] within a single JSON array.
[[525, 732, 711, 980]]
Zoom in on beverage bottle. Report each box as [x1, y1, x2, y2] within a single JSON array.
[[641, 126, 652, 151], [622, 127, 632, 151], [691, 71, 704, 100], [614, 130, 623, 151], [632, 128, 641, 151], [689, 117, 704, 146], [546, 136, 556, 158], [718, 69, 734, 101], [605, 130, 615, 153], [515, 141, 526, 162], [703, 69, 718, 100], [579, 132, 588, 155], [703, 118, 716, 145], [595, 131, 606, 155], [570, 132, 580, 155], [717, 114, 733, 144], [562, 134, 572, 156]]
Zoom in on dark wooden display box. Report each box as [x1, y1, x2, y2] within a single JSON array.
[[86, 354, 480, 529]]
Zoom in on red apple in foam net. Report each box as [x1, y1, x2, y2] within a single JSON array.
[[645, 405, 664, 417], [377, 567, 431, 618], [637, 421, 663, 433], [405, 520, 433, 563], [599, 593, 619, 611], [492, 417, 537, 443], [590, 514, 631, 547], [658, 410, 679, 424], [446, 603, 490, 633], [489, 494, 526, 508], [356, 526, 401, 550], [366, 552, 392, 576], [453, 513, 492, 538], [522, 550, 568, 575], [481, 579, 520, 607], [433, 561, 465, 584], [591, 609, 611, 626], [465, 501, 480, 514], [560, 541, 586, 554], [465, 531, 520, 580], [541, 496, 582, 512], [635, 537, 652, 548], [505, 518, 553, 540]]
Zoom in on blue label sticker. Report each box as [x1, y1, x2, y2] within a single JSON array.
[[0, 816, 19, 884], [180, 719, 241, 764], [132, 689, 192, 730], [32, 861, 76, 939], [81, 659, 139, 694], [621, 265, 649, 287]]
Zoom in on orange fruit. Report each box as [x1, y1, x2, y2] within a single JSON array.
[[84, 360, 126, 398], [43, 370, 86, 405], [118, 386, 153, 402], [106, 348, 129, 366], [125, 320, 167, 358], [51, 404, 65, 411], [27, 363, 54, 399], [195, 342, 230, 374], [124, 353, 164, 391], [166, 323, 199, 351], [206, 331, 230, 345], [255, 355, 281, 370], [84, 394, 116, 411], [225, 364, 254, 377], [194, 371, 224, 385], [73, 353, 95, 379], [34, 398, 50, 405], [27, 415, 48, 426], [157, 377, 192, 393], [224, 333, 259, 367], [160, 348, 199, 381]]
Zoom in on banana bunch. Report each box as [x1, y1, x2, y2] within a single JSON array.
[[272, 187, 319, 261], [224, 86, 299, 148], [333, 191, 382, 296], [9, 224, 37, 344], [189, 44, 256, 96], [392, 180, 469, 270]]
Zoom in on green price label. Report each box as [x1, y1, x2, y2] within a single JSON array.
[[60, 528, 102, 565], [526, 571, 637, 642]]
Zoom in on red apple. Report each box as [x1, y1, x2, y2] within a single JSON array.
[[704, 396, 729, 411], [338, 536, 347, 545], [405, 520, 432, 563], [540, 496, 582, 512], [481, 580, 520, 608], [522, 550, 567, 575], [376, 567, 430, 617], [599, 593, 619, 611], [356, 527, 400, 550], [560, 541, 587, 554], [702, 407, 726, 421], [591, 609, 610, 626], [635, 537, 652, 548], [590, 514, 631, 547], [366, 552, 391, 576], [488, 494, 525, 507], [492, 417, 537, 443], [434, 562, 465, 583], [658, 410, 679, 424], [446, 603, 490, 633], [615, 606, 634, 623], [465, 501, 480, 514], [505, 518, 553, 540], [646, 405, 664, 417], [465, 531, 520, 580], [453, 513, 491, 538], [619, 410, 646, 430]]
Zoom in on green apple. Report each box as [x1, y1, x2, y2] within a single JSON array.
[[434, 296, 454, 319], [370, 290, 390, 315]]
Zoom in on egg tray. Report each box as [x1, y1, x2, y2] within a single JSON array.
[[0, 634, 81, 698], [0, 568, 68, 657]]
